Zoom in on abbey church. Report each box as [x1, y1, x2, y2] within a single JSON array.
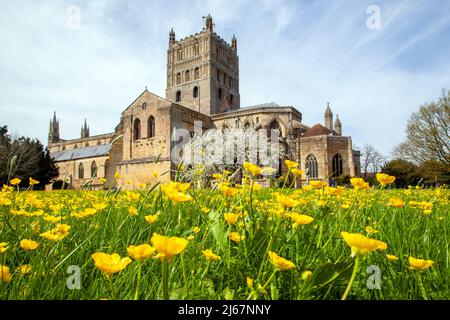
[[47, 16, 361, 190]]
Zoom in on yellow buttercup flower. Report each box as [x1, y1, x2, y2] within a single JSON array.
[[388, 198, 405, 208], [0, 242, 8, 253], [224, 213, 239, 224], [91, 252, 132, 276], [20, 239, 39, 251], [365, 226, 379, 234], [218, 183, 239, 196], [275, 192, 299, 209], [350, 178, 369, 190], [10, 178, 21, 186], [267, 251, 295, 271], [341, 231, 387, 257], [29, 177, 39, 185], [229, 232, 244, 244], [290, 213, 314, 226], [18, 264, 32, 275], [160, 182, 192, 202], [114, 171, 121, 179], [246, 277, 254, 288], [128, 206, 138, 216], [376, 173, 396, 186], [202, 249, 221, 261], [284, 160, 299, 169], [192, 226, 201, 234], [291, 168, 303, 176], [0, 265, 12, 283], [150, 233, 188, 262], [386, 254, 398, 262], [39, 224, 71, 241], [127, 244, 156, 260], [243, 162, 262, 177], [309, 180, 327, 189], [144, 214, 158, 224], [409, 256, 433, 270]]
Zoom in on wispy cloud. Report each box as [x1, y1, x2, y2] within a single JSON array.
[[0, 0, 449, 157]]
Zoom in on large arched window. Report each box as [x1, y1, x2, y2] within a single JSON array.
[[269, 120, 282, 137], [306, 154, 318, 179], [104, 160, 109, 178], [148, 116, 155, 138], [175, 91, 181, 102], [194, 67, 200, 79], [91, 161, 97, 178], [218, 88, 222, 99], [78, 163, 84, 179], [332, 153, 343, 177], [176, 73, 181, 84], [185, 70, 190, 82], [230, 94, 234, 106], [193, 86, 199, 98], [133, 118, 141, 141]]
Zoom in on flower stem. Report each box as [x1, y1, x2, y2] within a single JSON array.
[[107, 275, 117, 300], [341, 257, 360, 300], [134, 262, 142, 300], [162, 261, 169, 300]]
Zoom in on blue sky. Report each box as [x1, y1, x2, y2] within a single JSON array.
[[1, 0, 449, 157]]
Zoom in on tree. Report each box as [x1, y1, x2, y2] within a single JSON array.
[[380, 159, 420, 187], [416, 160, 450, 186], [0, 126, 59, 188], [360, 144, 385, 178], [394, 89, 450, 165]]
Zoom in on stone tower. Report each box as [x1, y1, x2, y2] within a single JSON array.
[[324, 103, 333, 130], [165, 15, 240, 115], [80, 119, 90, 138], [334, 114, 342, 135], [48, 112, 60, 144]]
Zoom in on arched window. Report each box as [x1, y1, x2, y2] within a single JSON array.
[[269, 120, 282, 137], [230, 94, 234, 106], [194, 44, 199, 55], [218, 88, 222, 99], [78, 163, 84, 179], [217, 69, 220, 81], [256, 117, 259, 124], [142, 102, 147, 110], [194, 67, 199, 79], [104, 160, 109, 178], [175, 91, 181, 102], [193, 86, 199, 98], [133, 118, 141, 141], [223, 73, 226, 83], [148, 116, 155, 138], [176, 73, 181, 84], [91, 161, 97, 178], [177, 49, 183, 61], [185, 70, 190, 82], [306, 154, 318, 179], [332, 153, 343, 177]]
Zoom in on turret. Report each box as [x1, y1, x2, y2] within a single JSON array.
[[169, 28, 175, 45], [80, 119, 90, 138], [204, 14, 213, 32], [324, 102, 333, 130], [48, 111, 60, 144], [334, 114, 342, 135], [231, 34, 237, 50]]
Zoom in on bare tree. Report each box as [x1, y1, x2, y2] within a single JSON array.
[[394, 89, 450, 165], [361, 144, 385, 178]]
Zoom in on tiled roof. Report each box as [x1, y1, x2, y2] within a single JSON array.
[[230, 102, 281, 111], [51, 144, 111, 162], [301, 124, 334, 138]]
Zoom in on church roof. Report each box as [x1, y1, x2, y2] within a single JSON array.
[[238, 102, 281, 110], [51, 144, 111, 162], [301, 124, 335, 138]]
